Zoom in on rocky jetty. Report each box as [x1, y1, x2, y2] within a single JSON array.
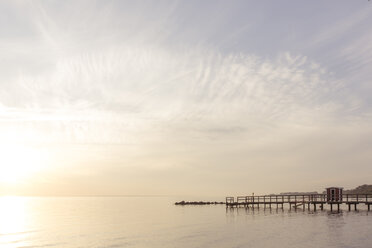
[[174, 201, 225, 205]]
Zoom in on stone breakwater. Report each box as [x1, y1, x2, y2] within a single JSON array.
[[174, 201, 225, 205]]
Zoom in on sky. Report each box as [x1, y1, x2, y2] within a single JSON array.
[[0, 0, 372, 197]]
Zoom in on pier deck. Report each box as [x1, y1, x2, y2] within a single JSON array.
[[226, 194, 372, 211]]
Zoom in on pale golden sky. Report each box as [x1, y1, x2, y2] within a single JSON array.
[[1, 1, 372, 196]]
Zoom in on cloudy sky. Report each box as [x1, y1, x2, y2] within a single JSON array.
[[0, 0, 371, 196]]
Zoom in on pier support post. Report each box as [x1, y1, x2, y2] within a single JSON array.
[[320, 204, 323, 210], [348, 204, 351, 211], [354, 204, 357, 211], [337, 204, 340, 212], [313, 204, 316, 211], [330, 204, 333, 211], [368, 204, 370, 211]]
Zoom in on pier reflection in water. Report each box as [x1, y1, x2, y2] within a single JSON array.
[[225, 205, 371, 247]]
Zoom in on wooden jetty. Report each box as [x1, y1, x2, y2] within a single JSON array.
[[226, 194, 372, 211]]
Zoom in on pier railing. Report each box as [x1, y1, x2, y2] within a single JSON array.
[[227, 194, 372, 204], [343, 194, 372, 202]]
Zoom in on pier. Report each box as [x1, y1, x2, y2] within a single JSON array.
[[225, 194, 372, 211]]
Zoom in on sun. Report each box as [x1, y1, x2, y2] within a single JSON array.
[[0, 144, 46, 184]]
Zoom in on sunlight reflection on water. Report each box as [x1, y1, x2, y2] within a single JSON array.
[[0, 196, 32, 248]]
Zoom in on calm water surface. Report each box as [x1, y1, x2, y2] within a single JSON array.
[[0, 196, 371, 248]]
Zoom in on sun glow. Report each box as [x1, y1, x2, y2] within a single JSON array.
[[0, 144, 46, 184]]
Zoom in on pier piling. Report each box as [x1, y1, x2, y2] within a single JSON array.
[[226, 194, 372, 211]]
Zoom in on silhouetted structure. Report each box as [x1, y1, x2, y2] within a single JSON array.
[[326, 187, 343, 202], [226, 187, 372, 212]]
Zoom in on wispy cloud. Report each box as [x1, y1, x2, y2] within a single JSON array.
[[0, 45, 358, 146], [1, 0, 372, 195]]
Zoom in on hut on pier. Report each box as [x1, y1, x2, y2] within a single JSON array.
[[326, 187, 343, 202]]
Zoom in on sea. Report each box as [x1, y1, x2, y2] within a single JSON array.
[[1, 196, 372, 248]]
